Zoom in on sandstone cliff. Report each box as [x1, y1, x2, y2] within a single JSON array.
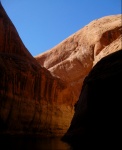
[[35, 14, 122, 104], [0, 1, 122, 137], [62, 49, 122, 148], [0, 3, 73, 136]]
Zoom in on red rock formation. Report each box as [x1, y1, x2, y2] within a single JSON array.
[[0, 3, 73, 136], [62, 49, 122, 148], [35, 14, 122, 104], [0, 1, 122, 138]]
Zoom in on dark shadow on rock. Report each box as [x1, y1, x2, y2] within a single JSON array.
[[61, 49, 122, 149]]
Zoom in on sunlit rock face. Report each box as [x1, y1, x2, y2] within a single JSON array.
[[35, 14, 122, 105], [0, 3, 73, 136], [62, 49, 122, 148], [0, 1, 122, 138]]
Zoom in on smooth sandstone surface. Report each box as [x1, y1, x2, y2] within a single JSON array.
[[36, 14, 122, 103]]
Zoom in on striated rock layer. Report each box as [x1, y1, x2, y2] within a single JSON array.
[[0, 3, 73, 136], [62, 49, 122, 148], [35, 14, 122, 105], [0, 1, 122, 137]]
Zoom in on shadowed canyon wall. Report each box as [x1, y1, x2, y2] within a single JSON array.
[[62, 50, 122, 148], [0, 2, 122, 137], [0, 3, 73, 136]]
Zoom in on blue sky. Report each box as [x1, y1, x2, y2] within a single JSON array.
[[1, 0, 122, 56]]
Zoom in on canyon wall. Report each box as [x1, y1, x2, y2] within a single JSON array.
[[0, 2, 122, 137], [0, 3, 73, 136], [62, 49, 122, 148], [36, 14, 122, 104]]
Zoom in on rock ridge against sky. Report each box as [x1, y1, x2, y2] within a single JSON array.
[[36, 14, 122, 104], [0, 2, 73, 136], [0, 1, 122, 137]]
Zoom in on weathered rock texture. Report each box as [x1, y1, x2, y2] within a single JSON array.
[[62, 49, 122, 148], [35, 14, 122, 104], [0, 1, 122, 138], [0, 3, 73, 136]]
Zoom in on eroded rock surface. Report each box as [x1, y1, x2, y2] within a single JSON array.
[[36, 14, 122, 104], [0, 3, 73, 136], [0, 1, 122, 138]]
